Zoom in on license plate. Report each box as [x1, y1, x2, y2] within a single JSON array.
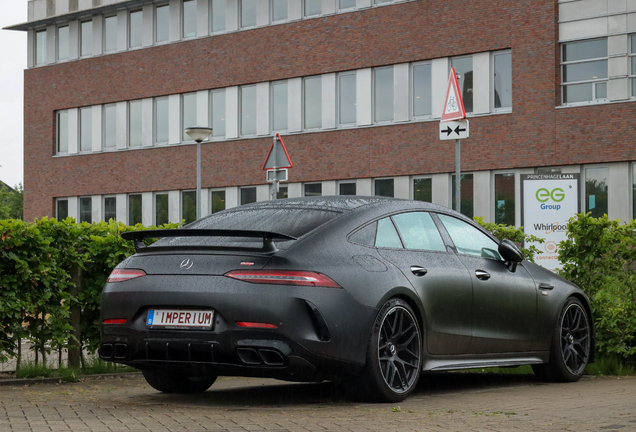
[[146, 309, 214, 330]]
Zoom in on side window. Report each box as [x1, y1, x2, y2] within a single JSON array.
[[438, 214, 502, 260], [392, 212, 446, 252], [349, 221, 377, 247], [375, 217, 403, 249]]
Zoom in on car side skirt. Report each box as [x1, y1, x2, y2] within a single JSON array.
[[422, 351, 550, 371]]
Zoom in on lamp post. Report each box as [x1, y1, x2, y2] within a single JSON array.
[[185, 126, 214, 221]]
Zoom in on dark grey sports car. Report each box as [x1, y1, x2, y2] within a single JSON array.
[[99, 196, 593, 402]]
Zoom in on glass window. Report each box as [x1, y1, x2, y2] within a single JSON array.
[[183, 0, 197, 37], [80, 198, 92, 223], [339, 0, 356, 9], [155, 193, 169, 225], [211, 90, 226, 137], [305, 183, 322, 196], [36, 30, 47, 65], [438, 214, 501, 259], [241, 187, 257, 205], [392, 212, 446, 252], [375, 0, 393, 4], [375, 217, 402, 248], [375, 178, 394, 197], [493, 52, 512, 109], [182, 191, 196, 224], [80, 107, 92, 152], [58, 26, 69, 61], [104, 197, 117, 221], [633, 164, 636, 219], [57, 110, 69, 154], [81, 21, 92, 56], [272, 0, 288, 21], [374, 67, 394, 122], [103, 104, 117, 149], [585, 167, 608, 218], [304, 76, 322, 129], [241, 85, 257, 136], [211, 0, 226, 32], [451, 173, 474, 218], [413, 178, 432, 202], [339, 182, 356, 195], [129, 194, 142, 225], [56, 199, 68, 220], [155, 97, 169, 144], [339, 72, 356, 125], [211, 190, 225, 213], [129, 100, 143, 147], [104, 15, 117, 52], [272, 81, 288, 131], [630, 35, 636, 98], [277, 185, 288, 199], [241, 0, 257, 28], [451, 56, 473, 113], [129, 10, 143, 48], [412, 63, 432, 117], [156, 4, 169, 43], [562, 38, 608, 104], [304, 0, 321, 16], [494, 173, 515, 226], [182, 93, 197, 141]]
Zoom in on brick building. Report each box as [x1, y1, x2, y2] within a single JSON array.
[[6, 0, 636, 225]]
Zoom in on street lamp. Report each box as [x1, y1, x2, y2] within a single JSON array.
[[185, 126, 214, 221]]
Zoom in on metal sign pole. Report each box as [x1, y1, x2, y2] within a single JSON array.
[[270, 136, 278, 200], [455, 139, 461, 213]]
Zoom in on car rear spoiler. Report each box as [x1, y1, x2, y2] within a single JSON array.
[[121, 229, 297, 253]]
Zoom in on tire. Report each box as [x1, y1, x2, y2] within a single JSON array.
[[142, 369, 217, 394], [349, 298, 422, 402], [534, 297, 591, 383]]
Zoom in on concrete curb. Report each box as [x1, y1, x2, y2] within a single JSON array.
[[0, 371, 142, 386]]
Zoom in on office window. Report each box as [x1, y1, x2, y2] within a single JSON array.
[[129, 194, 142, 225], [339, 0, 356, 9], [374, 67, 394, 122], [129, 10, 142, 48], [129, 100, 143, 147], [182, 93, 197, 141], [304, 76, 322, 129], [80, 21, 92, 56], [156, 4, 169, 42], [375, 0, 393, 4], [413, 178, 432, 202], [339, 72, 356, 125], [339, 182, 356, 195], [183, 0, 197, 38], [633, 164, 636, 219], [630, 35, 636, 98], [211, 90, 226, 137], [304, 0, 321, 16], [103, 104, 117, 149], [104, 197, 117, 221], [36, 30, 47, 65], [57, 26, 69, 61], [585, 167, 608, 218], [277, 185, 288, 199], [56, 199, 69, 220], [272, 0, 288, 21], [272, 81, 288, 131], [494, 173, 515, 226], [305, 183, 322, 196], [241, 187, 257, 205], [79, 198, 92, 223], [155, 193, 169, 225], [562, 38, 608, 104], [182, 191, 197, 224], [412, 63, 432, 117], [57, 110, 69, 154], [211, 190, 225, 213], [375, 179, 394, 197], [241, 85, 257, 135], [80, 107, 92, 152], [493, 51, 512, 109], [211, 0, 226, 32], [104, 16, 117, 52], [155, 97, 169, 144], [241, 0, 257, 28], [451, 56, 473, 113], [451, 173, 474, 218]]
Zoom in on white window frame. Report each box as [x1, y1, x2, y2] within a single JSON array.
[[103, 15, 118, 53], [303, 0, 322, 18], [210, 89, 226, 139], [128, 99, 143, 148], [491, 50, 512, 112], [155, 3, 170, 44], [103, 103, 117, 151], [57, 110, 69, 155], [57, 24, 70, 62], [182, 0, 198, 38], [561, 38, 608, 106], [80, 20, 93, 58], [35, 28, 47, 66], [338, 71, 357, 127], [271, 0, 289, 23], [304, 182, 323, 196], [154, 192, 170, 226], [374, 177, 395, 197], [410, 61, 433, 120], [271, 80, 289, 133], [303, 76, 322, 130], [338, 0, 358, 11], [79, 106, 92, 153], [630, 34, 636, 99], [210, 0, 227, 34], [209, 188, 226, 214], [240, 0, 258, 29], [103, 195, 117, 222], [373, 66, 394, 124], [411, 175, 433, 201], [240, 85, 257, 137], [181, 92, 198, 142], [491, 170, 516, 226], [129, 9, 143, 49], [337, 180, 357, 196]]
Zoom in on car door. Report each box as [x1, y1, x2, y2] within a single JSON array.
[[375, 212, 474, 355], [436, 214, 538, 354]]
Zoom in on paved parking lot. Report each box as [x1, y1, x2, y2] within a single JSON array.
[[1, 372, 635, 431]]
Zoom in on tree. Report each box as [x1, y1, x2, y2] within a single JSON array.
[[0, 182, 23, 220]]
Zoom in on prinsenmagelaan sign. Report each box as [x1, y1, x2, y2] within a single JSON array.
[[521, 174, 580, 271]]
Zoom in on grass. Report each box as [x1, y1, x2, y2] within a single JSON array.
[[15, 358, 136, 382]]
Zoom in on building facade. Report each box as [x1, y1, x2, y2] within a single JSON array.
[[7, 0, 636, 226]]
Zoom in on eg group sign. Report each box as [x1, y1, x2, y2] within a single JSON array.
[[521, 174, 580, 271]]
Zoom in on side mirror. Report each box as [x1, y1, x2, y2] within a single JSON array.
[[498, 239, 523, 272]]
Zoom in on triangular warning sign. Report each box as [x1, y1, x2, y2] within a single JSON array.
[[441, 67, 466, 122], [263, 133, 293, 170]]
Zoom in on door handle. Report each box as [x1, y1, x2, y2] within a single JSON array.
[[410, 266, 428, 277], [539, 283, 554, 290], [475, 270, 491, 280]]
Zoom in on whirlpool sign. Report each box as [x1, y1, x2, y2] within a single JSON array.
[[521, 174, 580, 271]]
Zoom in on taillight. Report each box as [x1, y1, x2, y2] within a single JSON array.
[[103, 319, 127, 324], [107, 269, 146, 283], [225, 270, 341, 288], [236, 322, 278, 329]]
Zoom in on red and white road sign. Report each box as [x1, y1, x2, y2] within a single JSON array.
[[263, 133, 293, 170], [441, 67, 466, 122]]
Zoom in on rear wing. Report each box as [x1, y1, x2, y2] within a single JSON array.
[[121, 229, 297, 253]]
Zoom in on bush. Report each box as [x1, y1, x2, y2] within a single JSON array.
[[473, 217, 544, 263]]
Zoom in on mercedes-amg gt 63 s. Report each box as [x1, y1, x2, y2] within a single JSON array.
[[100, 196, 593, 402]]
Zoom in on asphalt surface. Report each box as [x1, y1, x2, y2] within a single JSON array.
[[0, 372, 635, 431]]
